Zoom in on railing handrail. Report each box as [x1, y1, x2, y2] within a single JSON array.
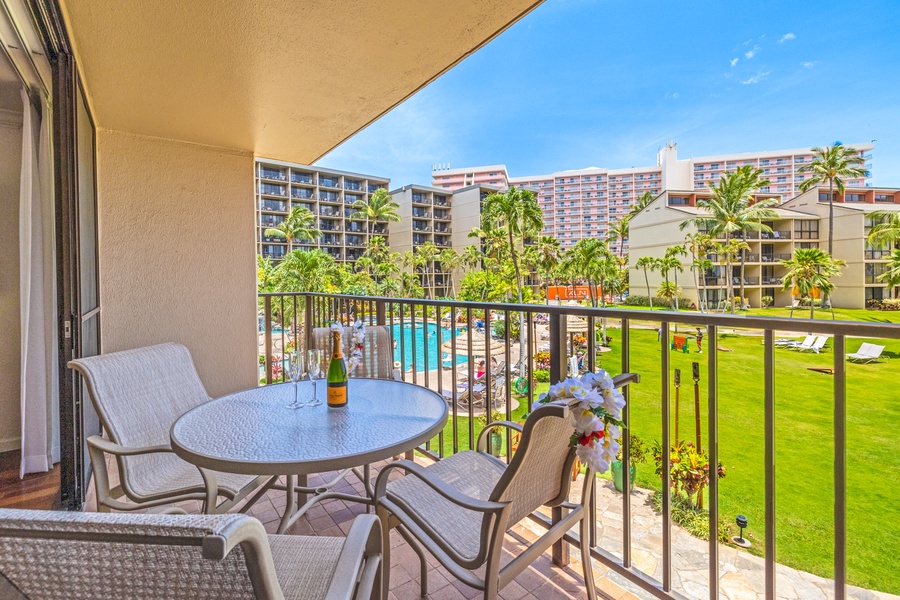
[[258, 292, 900, 338]]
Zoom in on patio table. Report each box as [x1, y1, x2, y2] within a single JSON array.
[[171, 378, 447, 533]]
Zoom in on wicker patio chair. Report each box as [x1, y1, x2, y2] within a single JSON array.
[[0, 508, 382, 600], [69, 343, 270, 513], [374, 372, 640, 600], [311, 326, 395, 379]]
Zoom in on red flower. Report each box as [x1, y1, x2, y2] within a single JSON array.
[[579, 431, 604, 446]]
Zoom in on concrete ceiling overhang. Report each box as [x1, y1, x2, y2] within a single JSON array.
[[59, 0, 542, 164]]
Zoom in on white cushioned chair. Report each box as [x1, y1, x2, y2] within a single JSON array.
[[375, 372, 639, 600], [69, 343, 270, 513], [0, 508, 382, 600]]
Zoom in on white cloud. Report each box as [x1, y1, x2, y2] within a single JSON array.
[[779, 32, 796, 43], [729, 58, 739, 67], [744, 45, 760, 59], [802, 61, 816, 69], [740, 71, 771, 85], [665, 92, 680, 100]]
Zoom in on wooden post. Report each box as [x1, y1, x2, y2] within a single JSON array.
[[692, 361, 702, 452], [674, 369, 681, 445]]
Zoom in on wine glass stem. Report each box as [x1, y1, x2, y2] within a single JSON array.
[[311, 379, 317, 403], [293, 381, 298, 406]]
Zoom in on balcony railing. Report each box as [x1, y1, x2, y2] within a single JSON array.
[[760, 231, 791, 240], [258, 292, 900, 600], [760, 253, 792, 263], [866, 250, 891, 260]]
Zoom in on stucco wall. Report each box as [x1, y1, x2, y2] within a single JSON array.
[[0, 110, 22, 451], [96, 130, 257, 397]]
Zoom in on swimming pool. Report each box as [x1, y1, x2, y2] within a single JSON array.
[[391, 322, 468, 372]]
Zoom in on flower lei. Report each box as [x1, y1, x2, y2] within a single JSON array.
[[331, 320, 366, 373], [537, 369, 626, 474]]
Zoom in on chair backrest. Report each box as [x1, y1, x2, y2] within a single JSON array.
[[866, 344, 885, 358], [68, 343, 211, 451], [811, 337, 827, 350], [798, 335, 815, 348], [490, 404, 577, 525], [311, 325, 394, 379], [0, 509, 282, 599]]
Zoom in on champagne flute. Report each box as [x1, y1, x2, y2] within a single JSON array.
[[286, 352, 305, 409], [307, 349, 323, 407]]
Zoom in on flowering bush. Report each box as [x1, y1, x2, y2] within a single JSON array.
[[651, 440, 725, 509], [533, 351, 551, 370], [537, 370, 625, 474]]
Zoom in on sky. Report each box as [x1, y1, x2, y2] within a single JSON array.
[[319, 0, 900, 188]]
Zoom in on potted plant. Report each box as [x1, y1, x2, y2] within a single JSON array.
[[611, 434, 647, 493], [476, 410, 506, 457]]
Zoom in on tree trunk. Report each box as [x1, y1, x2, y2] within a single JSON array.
[[739, 252, 746, 310], [644, 268, 653, 309], [824, 179, 834, 309], [508, 230, 527, 376]]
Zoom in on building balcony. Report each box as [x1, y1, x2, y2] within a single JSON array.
[[760, 231, 791, 240], [259, 170, 286, 181], [318, 194, 341, 203], [260, 201, 287, 212], [761, 253, 792, 262], [249, 292, 900, 600], [866, 250, 892, 260], [319, 178, 340, 188]]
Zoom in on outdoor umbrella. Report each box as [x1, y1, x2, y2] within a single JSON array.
[[441, 331, 505, 356]]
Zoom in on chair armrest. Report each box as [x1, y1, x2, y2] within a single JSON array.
[[87, 435, 172, 456], [374, 460, 506, 515], [476, 421, 523, 453], [613, 372, 640, 388], [325, 514, 382, 600]]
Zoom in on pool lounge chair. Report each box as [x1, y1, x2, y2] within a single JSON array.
[[847, 343, 888, 364], [786, 335, 816, 351], [796, 336, 828, 353]]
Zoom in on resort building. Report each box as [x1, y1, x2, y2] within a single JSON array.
[[390, 183, 502, 295], [450, 142, 875, 254], [255, 159, 390, 263], [431, 164, 510, 190], [628, 186, 900, 309]]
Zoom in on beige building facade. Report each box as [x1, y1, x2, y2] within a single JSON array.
[[629, 187, 900, 310]]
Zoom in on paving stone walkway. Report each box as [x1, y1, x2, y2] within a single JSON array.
[[564, 477, 900, 600]]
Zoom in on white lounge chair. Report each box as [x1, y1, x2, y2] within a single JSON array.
[[796, 336, 828, 353], [774, 336, 806, 347], [375, 372, 640, 600], [786, 335, 817, 351], [0, 509, 382, 600], [69, 343, 269, 513], [847, 343, 888, 363]]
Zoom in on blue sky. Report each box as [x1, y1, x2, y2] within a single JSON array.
[[320, 0, 900, 188]]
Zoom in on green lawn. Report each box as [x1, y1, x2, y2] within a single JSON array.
[[433, 325, 900, 594]]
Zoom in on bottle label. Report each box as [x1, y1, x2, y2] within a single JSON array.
[[328, 382, 347, 407]]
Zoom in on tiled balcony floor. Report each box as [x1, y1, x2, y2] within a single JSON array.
[[81, 438, 631, 599], [161, 460, 626, 600]]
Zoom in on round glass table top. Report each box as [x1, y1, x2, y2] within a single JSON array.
[[171, 379, 448, 475]]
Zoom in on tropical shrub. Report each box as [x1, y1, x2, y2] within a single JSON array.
[[881, 298, 900, 311], [866, 299, 883, 310], [533, 351, 550, 370], [623, 295, 652, 306], [651, 440, 725, 509], [533, 369, 550, 382], [761, 295, 773, 308], [651, 492, 732, 543]]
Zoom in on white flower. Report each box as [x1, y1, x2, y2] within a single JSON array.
[[576, 443, 611, 475], [570, 408, 602, 436], [601, 388, 626, 420]]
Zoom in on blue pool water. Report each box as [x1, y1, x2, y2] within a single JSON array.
[[392, 322, 469, 372]]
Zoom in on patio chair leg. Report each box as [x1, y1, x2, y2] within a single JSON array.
[[579, 507, 597, 600], [397, 525, 428, 596], [375, 504, 392, 600]]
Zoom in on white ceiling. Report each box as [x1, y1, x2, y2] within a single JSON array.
[[60, 0, 542, 165]]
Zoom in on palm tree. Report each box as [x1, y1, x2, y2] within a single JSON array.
[[532, 236, 561, 303], [375, 259, 401, 296], [461, 244, 482, 272], [656, 252, 683, 309], [350, 188, 401, 236], [799, 143, 868, 256], [665, 245, 687, 312], [680, 166, 778, 313], [780, 248, 845, 319], [402, 250, 426, 298], [567, 239, 616, 340], [685, 233, 713, 312], [264, 206, 322, 251], [272, 248, 337, 293], [628, 191, 656, 220], [656, 281, 681, 308], [607, 218, 629, 259], [481, 186, 543, 373], [713, 239, 749, 312], [438, 248, 462, 297], [363, 235, 390, 262], [867, 210, 900, 250], [416, 241, 440, 299], [635, 256, 658, 309], [876, 249, 900, 299]]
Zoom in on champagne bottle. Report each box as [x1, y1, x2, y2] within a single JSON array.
[[327, 329, 348, 408]]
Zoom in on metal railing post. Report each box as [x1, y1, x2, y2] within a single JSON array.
[[764, 329, 776, 599], [264, 295, 273, 385], [549, 312, 568, 384], [707, 325, 719, 600], [834, 334, 847, 600], [304, 294, 313, 354], [375, 300, 386, 326]]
